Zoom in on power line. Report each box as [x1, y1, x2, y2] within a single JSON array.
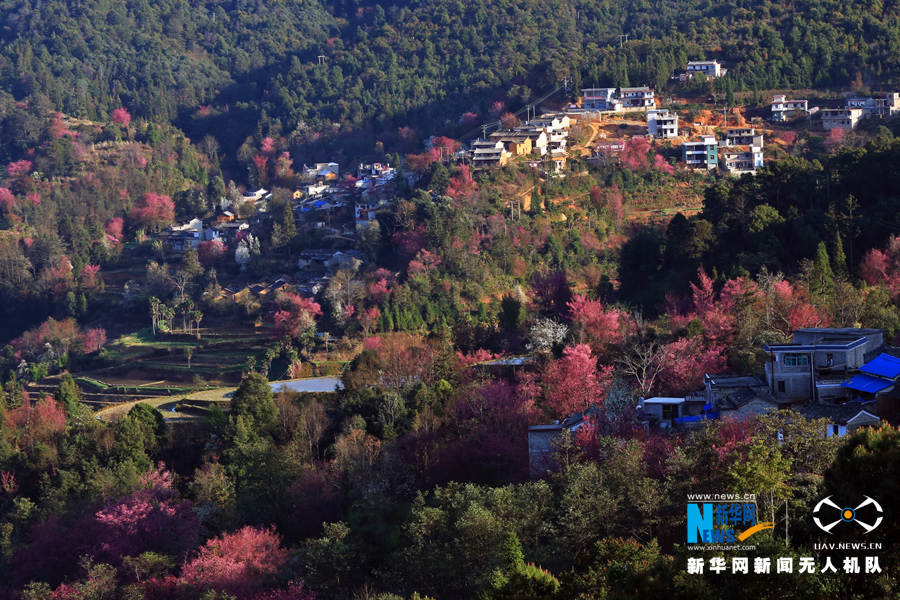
[[455, 82, 564, 143]]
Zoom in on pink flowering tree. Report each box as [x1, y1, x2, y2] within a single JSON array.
[[357, 306, 381, 337], [180, 526, 289, 599], [567, 294, 624, 351], [80, 264, 102, 291], [273, 293, 322, 342], [130, 193, 175, 232], [541, 345, 614, 419], [112, 107, 131, 128], [860, 235, 900, 299]]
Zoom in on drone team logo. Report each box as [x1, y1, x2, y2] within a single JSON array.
[[813, 496, 883, 534]]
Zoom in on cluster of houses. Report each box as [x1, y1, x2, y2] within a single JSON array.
[[681, 127, 764, 175], [822, 92, 900, 130], [218, 248, 368, 304], [529, 327, 898, 475], [471, 113, 571, 172]]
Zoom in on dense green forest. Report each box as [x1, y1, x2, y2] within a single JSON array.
[[3, 0, 900, 166]]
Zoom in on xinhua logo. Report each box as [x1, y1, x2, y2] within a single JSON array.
[[813, 496, 883, 534], [687, 502, 774, 543]]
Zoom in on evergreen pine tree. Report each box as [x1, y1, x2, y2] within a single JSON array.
[[831, 233, 849, 280]]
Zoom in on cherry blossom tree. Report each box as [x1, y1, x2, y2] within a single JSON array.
[[180, 526, 289, 599], [567, 294, 624, 349], [541, 345, 614, 419], [273, 293, 322, 341], [198, 238, 226, 267], [130, 193, 175, 232], [655, 337, 727, 396], [112, 107, 132, 128], [860, 235, 900, 299], [357, 306, 381, 337]]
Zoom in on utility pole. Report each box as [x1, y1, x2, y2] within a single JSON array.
[[440, 146, 451, 162], [482, 125, 488, 139], [618, 34, 629, 47], [318, 55, 326, 65]]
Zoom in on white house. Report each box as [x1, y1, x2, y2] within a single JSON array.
[[648, 109, 679, 138], [682, 136, 718, 170], [822, 108, 863, 130], [581, 88, 621, 111], [771, 95, 809, 121], [685, 60, 726, 79], [721, 145, 764, 175], [619, 87, 655, 110], [472, 139, 510, 169]]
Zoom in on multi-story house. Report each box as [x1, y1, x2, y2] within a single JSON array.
[[471, 139, 510, 169], [489, 131, 535, 157], [647, 109, 679, 138], [822, 107, 863, 130], [771, 95, 809, 121], [581, 88, 621, 111], [685, 60, 726, 79], [764, 328, 885, 402], [682, 136, 718, 170], [619, 87, 655, 110], [723, 128, 764, 147], [847, 93, 900, 118], [526, 114, 571, 132], [512, 127, 549, 156], [161, 218, 222, 252], [721, 145, 764, 175]]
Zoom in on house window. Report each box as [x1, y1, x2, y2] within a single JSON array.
[[783, 353, 809, 367], [826, 353, 834, 366], [831, 424, 840, 437], [777, 381, 786, 393], [662, 404, 676, 421]]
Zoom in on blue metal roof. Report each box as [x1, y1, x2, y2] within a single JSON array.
[[842, 374, 895, 394], [860, 354, 900, 380]]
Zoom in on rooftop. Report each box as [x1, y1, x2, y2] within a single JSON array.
[[798, 402, 878, 423]]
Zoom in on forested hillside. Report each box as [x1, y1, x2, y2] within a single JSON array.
[[3, 0, 900, 164]]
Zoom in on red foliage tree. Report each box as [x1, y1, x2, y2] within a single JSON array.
[[112, 107, 132, 127], [92, 482, 199, 566], [253, 154, 270, 186], [130, 193, 175, 232], [273, 293, 322, 341], [607, 184, 623, 230], [567, 294, 624, 349], [439, 379, 535, 483], [180, 526, 289, 599], [541, 345, 614, 419], [0, 187, 15, 212], [367, 278, 391, 304], [404, 152, 435, 172], [80, 264, 102, 291], [198, 238, 227, 267], [357, 306, 381, 337], [445, 164, 477, 200], [3, 396, 67, 455], [656, 337, 727, 396], [391, 225, 427, 258], [12, 317, 83, 360], [82, 328, 107, 353], [105, 217, 124, 242], [620, 138, 653, 171], [6, 159, 33, 178], [860, 235, 900, 299]]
